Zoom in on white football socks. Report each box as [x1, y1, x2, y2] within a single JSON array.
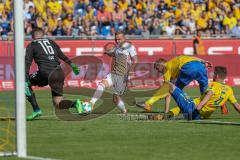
[[90, 84, 105, 105], [117, 99, 126, 113]]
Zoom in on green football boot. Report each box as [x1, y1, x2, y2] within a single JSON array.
[[27, 110, 42, 121], [74, 99, 83, 114]]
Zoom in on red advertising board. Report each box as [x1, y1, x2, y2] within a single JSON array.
[[0, 39, 240, 56], [175, 39, 240, 55], [0, 39, 239, 90], [0, 54, 240, 91]]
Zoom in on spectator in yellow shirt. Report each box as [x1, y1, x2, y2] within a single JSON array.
[[233, 5, 240, 19], [175, 3, 184, 24], [0, 1, 4, 15], [221, 0, 231, 13], [33, 0, 46, 20], [191, 3, 202, 20], [47, 13, 58, 32], [207, 8, 217, 20], [135, 11, 143, 28], [47, 0, 62, 17], [182, 0, 192, 13], [223, 12, 237, 30], [164, 9, 174, 20], [197, 12, 208, 30], [63, 14, 73, 31], [136, 0, 147, 12], [62, 0, 74, 15], [146, 0, 156, 16], [5, 0, 12, 13], [164, 0, 171, 8], [84, 5, 96, 21], [208, 0, 216, 10], [103, 0, 114, 13], [118, 0, 128, 12]]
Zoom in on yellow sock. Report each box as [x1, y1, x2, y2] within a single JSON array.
[[146, 82, 171, 106], [170, 106, 181, 116]]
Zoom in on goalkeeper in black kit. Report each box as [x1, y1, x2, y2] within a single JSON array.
[[25, 28, 79, 120]]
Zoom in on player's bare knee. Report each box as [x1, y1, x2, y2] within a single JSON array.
[[113, 94, 120, 105], [169, 84, 176, 93], [100, 79, 109, 88], [164, 81, 175, 93], [52, 96, 63, 107], [98, 83, 105, 89]]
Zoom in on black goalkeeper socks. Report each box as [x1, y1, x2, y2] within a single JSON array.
[[26, 88, 40, 112], [58, 100, 74, 109]]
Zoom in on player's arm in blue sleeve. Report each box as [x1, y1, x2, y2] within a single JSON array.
[[25, 44, 34, 82]]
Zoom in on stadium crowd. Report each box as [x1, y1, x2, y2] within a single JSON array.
[[0, 0, 240, 39]]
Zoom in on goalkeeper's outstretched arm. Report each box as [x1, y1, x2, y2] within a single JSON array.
[[25, 44, 34, 81]]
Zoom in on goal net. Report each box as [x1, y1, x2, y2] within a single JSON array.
[[0, 0, 25, 157], [0, 93, 16, 156]]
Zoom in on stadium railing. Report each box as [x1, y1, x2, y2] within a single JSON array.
[[0, 34, 239, 42], [22, 34, 239, 40]]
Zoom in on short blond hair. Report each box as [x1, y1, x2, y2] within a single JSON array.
[[154, 58, 166, 69]]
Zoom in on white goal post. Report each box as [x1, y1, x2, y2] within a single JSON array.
[[14, 0, 27, 157]]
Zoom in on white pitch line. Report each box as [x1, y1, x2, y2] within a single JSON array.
[[0, 151, 17, 157], [19, 155, 60, 160], [190, 120, 240, 125]]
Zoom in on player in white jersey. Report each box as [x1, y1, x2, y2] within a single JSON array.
[[76, 31, 138, 114]]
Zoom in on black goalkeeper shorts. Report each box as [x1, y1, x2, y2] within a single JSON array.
[[29, 67, 65, 96]]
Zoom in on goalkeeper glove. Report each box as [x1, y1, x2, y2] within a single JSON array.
[[70, 63, 80, 75], [25, 82, 31, 96]]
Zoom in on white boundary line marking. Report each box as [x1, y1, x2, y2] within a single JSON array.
[[192, 120, 240, 125], [20, 155, 60, 160], [0, 152, 59, 160], [0, 151, 17, 157]]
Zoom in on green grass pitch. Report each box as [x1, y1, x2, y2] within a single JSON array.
[[1, 87, 240, 160]]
